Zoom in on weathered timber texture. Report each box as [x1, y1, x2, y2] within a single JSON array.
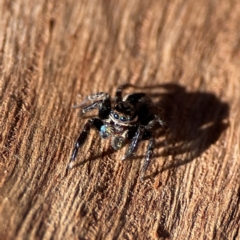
[[0, 0, 239, 239]]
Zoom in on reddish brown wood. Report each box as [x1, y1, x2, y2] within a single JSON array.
[[0, 0, 239, 239]]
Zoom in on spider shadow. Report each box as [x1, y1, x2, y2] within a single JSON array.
[[134, 83, 229, 178], [74, 83, 229, 176]]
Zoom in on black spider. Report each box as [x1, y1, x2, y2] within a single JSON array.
[[68, 85, 166, 179]]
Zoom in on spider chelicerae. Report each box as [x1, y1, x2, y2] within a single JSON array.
[[68, 85, 166, 178]]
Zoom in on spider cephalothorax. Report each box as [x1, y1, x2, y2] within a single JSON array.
[[68, 85, 166, 179]]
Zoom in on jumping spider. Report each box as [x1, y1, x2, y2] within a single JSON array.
[[68, 85, 166, 179]]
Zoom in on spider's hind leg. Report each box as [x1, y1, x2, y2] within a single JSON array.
[[115, 84, 127, 103], [74, 92, 110, 116]]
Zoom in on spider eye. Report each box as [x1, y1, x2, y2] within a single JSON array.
[[114, 113, 119, 119], [120, 116, 127, 122]]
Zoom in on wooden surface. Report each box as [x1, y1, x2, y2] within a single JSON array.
[[0, 0, 239, 239]]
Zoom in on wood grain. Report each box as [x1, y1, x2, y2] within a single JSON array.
[[0, 0, 239, 239]]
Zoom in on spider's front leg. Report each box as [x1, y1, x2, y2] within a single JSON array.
[[68, 118, 103, 169], [121, 125, 145, 160], [141, 135, 155, 180], [122, 125, 155, 179]]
